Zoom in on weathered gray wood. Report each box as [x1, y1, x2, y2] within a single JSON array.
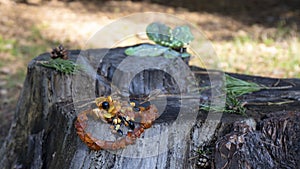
[[0, 46, 299, 169]]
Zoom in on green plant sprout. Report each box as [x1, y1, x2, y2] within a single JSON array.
[[196, 148, 211, 156], [200, 95, 247, 115], [125, 22, 193, 58]]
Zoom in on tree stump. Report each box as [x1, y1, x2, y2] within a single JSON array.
[[0, 46, 299, 169]]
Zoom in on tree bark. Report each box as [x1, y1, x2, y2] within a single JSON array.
[[0, 46, 299, 169]]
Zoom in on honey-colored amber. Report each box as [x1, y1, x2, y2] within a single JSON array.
[[74, 96, 158, 150]]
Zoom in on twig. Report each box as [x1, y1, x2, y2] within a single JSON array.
[[245, 100, 295, 106], [273, 79, 281, 87], [192, 70, 223, 75], [264, 85, 293, 90], [188, 155, 199, 161]]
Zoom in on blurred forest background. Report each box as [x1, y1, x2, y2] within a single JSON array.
[[0, 0, 299, 145]]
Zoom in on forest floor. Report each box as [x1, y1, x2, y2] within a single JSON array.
[[0, 0, 299, 145]]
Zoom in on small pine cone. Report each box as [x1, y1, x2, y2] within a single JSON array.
[[50, 45, 68, 60], [197, 155, 210, 168]]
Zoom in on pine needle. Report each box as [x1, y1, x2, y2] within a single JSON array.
[[40, 58, 84, 74], [225, 74, 264, 96], [201, 75, 262, 115]]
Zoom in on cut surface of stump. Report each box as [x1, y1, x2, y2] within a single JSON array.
[[0, 45, 299, 169]]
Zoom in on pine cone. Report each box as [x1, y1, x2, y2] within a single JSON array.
[[50, 45, 68, 60]]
